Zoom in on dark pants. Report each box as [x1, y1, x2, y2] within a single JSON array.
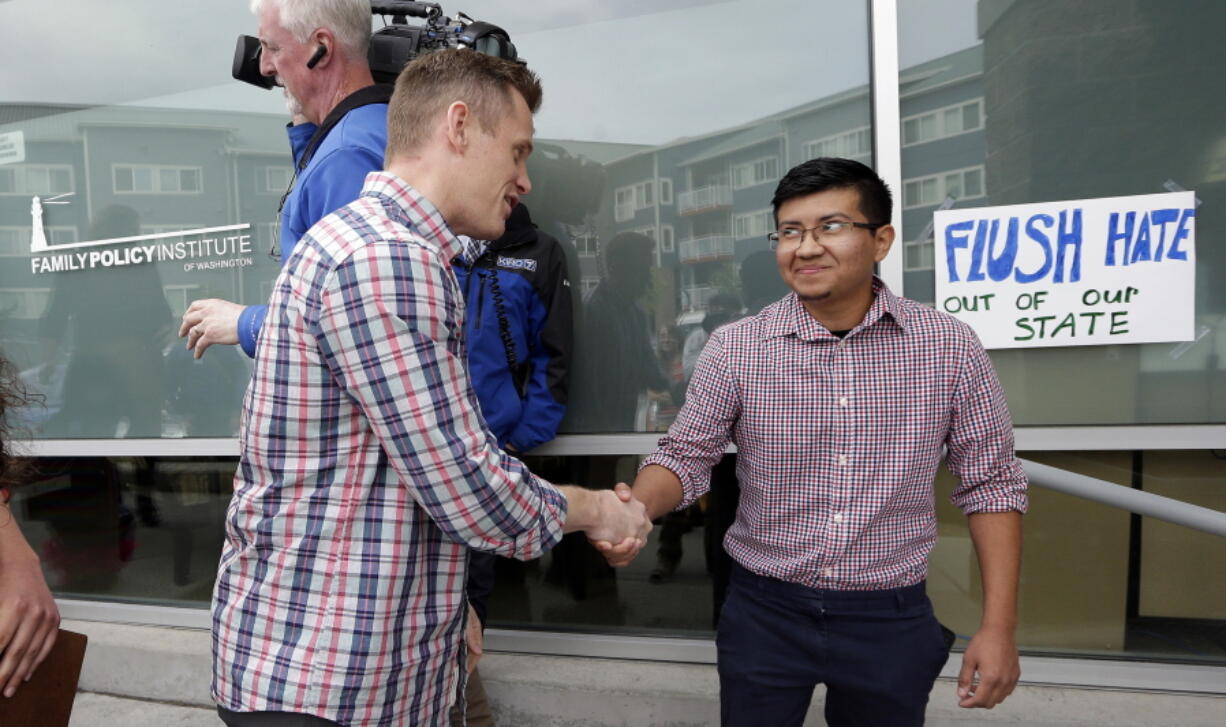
[[717, 563, 953, 727], [216, 706, 343, 726]]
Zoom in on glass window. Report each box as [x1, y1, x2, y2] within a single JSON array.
[[898, 0, 1226, 425], [963, 101, 980, 130], [262, 166, 291, 193], [133, 166, 153, 192], [0, 164, 75, 195], [0, 0, 874, 439], [10, 448, 1223, 666], [113, 166, 133, 192]]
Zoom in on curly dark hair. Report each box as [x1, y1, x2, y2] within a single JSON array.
[[0, 354, 34, 494]]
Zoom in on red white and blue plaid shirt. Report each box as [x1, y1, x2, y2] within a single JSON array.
[[642, 280, 1027, 591], [212, 172, 567, 726]]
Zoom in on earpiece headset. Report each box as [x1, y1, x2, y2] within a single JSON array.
[[306, 44, 326, 69]]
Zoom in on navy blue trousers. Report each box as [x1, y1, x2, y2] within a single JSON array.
[[717, 563, 953, 727]]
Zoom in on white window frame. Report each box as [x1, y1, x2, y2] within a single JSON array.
[[574, 231, 599, 258], [659, 178, 673, 205], [730, 156, 779, 191], [260, 166, 292, 194], [0, 164, 75, 196], [659, 224, 675, 254], [140, 224, 203, 236], [112, 163, 203, 195], [614, 180, 659, 222], [0, 225, 77, 256], [902, 165, 985, 209], [733, 208, 774, 241], [901, 98, 984, 147], [804, 126, 873, 162], [0, 287, 52, 320], [163, 284, 202, 319], [903, 238, 935, 271]]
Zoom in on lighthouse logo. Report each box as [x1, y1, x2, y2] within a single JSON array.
[[28, 194, 255, 274]]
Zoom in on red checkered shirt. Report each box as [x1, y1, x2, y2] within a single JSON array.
[[642, 280, 1027, 590], [212, 172, 567, 726]]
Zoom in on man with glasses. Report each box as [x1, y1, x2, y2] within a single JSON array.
[[614, 157, 1027, 725]]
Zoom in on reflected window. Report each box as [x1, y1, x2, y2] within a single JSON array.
[[0, 164, 74, 195], [614, 180, 657, 222], [805, 126, 872, 163], [902, 98, 983, 146], [730, 156, 778, 190], [113, 164, 203, 194], [660, 224, 674, 254], [903, 165, 984, 208], [260, 166, 291, 194], [0, 226, 75, 255], [164, 283, 202, 318], [904, 238, 935, 271], [0, 287, 50, 319], [575, 232, 599, 258], [733, 209, 773, 240]]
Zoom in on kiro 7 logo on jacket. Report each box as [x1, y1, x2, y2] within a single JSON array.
[[496, 255, 537, 272], [27, 194, 255, 275]]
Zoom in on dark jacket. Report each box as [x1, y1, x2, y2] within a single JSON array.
[[454, 204, 573, 626], [454, 204, 573, 453]]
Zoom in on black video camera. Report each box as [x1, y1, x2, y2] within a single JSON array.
[[232, 1, 519, 90]]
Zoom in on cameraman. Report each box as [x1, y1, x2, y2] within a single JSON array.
[[179, 0, 388, 359]]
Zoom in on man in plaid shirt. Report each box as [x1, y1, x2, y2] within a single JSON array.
[[212, 50, 650, 727], [619, 158, 1028, 726]]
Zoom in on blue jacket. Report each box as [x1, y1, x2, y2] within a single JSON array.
[[453, 204, 573, 454], [455, 204, 572, 625], [237, 97, 388, 356]]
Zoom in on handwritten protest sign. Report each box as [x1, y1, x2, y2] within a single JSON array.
[[933, 191, 1196, 349]]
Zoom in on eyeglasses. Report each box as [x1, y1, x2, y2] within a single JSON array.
[[767, 220, 884, 249]]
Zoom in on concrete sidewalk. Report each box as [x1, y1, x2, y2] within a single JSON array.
[[63, 619, 1226, 727]]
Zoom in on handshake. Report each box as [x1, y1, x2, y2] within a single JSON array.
[[565, 483, 653, 567]]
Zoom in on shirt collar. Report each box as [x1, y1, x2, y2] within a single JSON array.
[[760, 276, 908, 341], [359, 171, 467, 263]]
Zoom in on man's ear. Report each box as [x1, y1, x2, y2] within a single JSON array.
[[308, 29, 335, 69], [443, 101, 471, 153], [873, 224, 896, 263]]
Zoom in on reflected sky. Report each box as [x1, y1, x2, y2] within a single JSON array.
[[2, 0, 885, 145]]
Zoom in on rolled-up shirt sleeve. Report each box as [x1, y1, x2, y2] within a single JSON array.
[[314, 242, 567, 559], [945, 334, 1029, 515], [641, 330, 740, 509]]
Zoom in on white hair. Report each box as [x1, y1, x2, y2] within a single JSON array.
[[251, 0, 371, 59]]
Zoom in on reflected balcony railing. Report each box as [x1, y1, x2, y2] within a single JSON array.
[[681, 285, 717, 311], [679, 234, 735, 264], [678, 184, 733, 215], [614, 201, 638, 222]]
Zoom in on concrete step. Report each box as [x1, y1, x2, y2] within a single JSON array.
[[69, 692, 217, 726]]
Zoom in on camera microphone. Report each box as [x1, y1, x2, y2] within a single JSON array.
[[306, 44, 326, 69]]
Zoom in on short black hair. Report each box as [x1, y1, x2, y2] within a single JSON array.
[[605, 231, 654, 273], [771, 157, 892, 227]]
